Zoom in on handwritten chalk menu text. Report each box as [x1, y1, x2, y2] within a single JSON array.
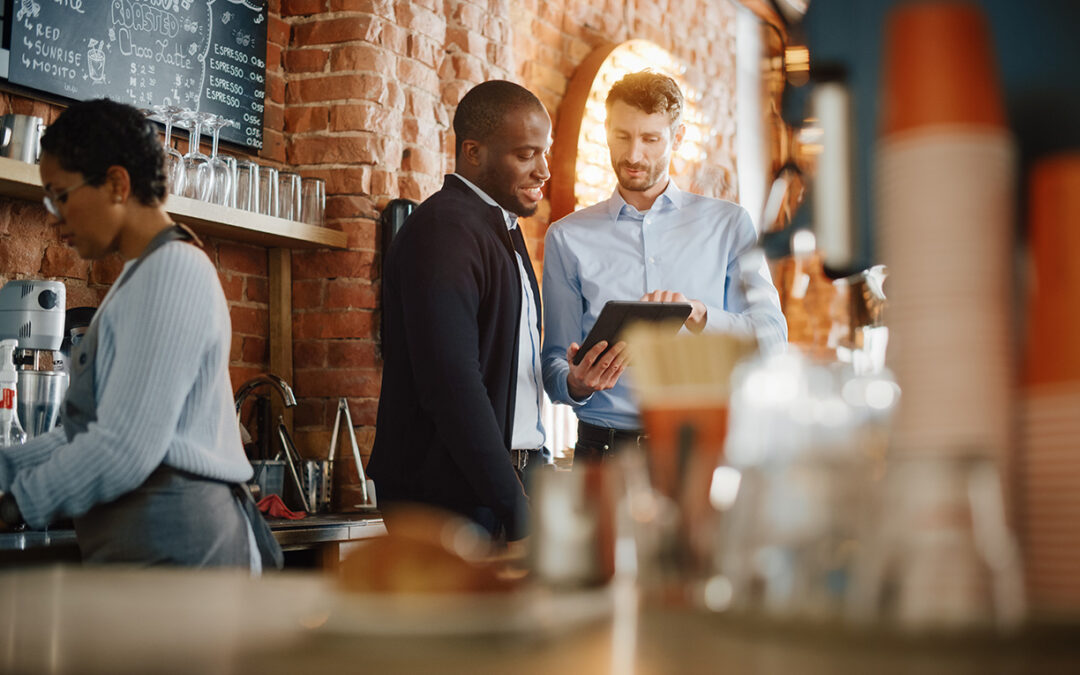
[[6, 0, 267, 150]]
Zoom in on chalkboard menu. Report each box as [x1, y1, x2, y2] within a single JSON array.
[[5, 0, 267, 150]]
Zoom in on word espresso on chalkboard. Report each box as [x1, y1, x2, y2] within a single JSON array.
[[5, 0, 267, 150]]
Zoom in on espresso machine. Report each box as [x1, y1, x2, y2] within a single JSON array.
[[0, 279, 68, 437]]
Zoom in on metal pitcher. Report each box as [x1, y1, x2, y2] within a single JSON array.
[[0, 114, 45, 164]]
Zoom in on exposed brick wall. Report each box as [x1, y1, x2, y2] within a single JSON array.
[[279, 0, 739, 507], [1, 1, 739, 510]]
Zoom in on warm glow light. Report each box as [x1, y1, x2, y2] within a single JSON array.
[[573, 40, 713, 209]]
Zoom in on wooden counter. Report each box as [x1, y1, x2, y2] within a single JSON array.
[[0, 513, 385, 567], [2, 567, 1077, 675]]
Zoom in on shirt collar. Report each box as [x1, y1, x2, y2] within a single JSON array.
[[606, 178, 684, 222], [453, 173, 518, 230]]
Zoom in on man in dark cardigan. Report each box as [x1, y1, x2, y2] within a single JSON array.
[[367, 81, 554, 542]]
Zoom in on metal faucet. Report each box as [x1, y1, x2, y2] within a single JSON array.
[[234, 374, 297, 414]]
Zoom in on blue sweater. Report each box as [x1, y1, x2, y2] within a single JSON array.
[[0, 241, 252, 529]]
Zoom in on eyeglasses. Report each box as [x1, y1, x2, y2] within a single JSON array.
[[42, 179, 90, 219]]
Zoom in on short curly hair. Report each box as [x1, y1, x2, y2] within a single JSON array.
[[40, 98, 167, 206], [605, 70, 684, 128], [453, 80, 545, 158]]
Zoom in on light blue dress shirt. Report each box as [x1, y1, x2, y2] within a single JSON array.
[[542, 180, 787, 431], [453, 174, 546, 450]]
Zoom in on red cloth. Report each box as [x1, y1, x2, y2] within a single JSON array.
[[256, 494, 306, 520]]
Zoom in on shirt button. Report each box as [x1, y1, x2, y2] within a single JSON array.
[[649, 257, 656, 264]]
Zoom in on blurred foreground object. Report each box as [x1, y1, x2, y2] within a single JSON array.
[[338, 506, 516, 594], [721, 349, 898, 620], [850, 453, 1025, 632], [622, 326, 756, 604], [1021, 152, 1080, 616], [871, 1, 1025, 631], [877, 1, 1014, 462]]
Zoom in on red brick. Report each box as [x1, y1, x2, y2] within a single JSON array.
[[293, 311, 373, 340], [39, 244, 90, 279], [219, 244, 267, 276], [370, 169, 397, 197], [329, 44, 396, 73], [230, 306, 269, 336], [445, 27, 485, 57], [286, 134, 379, 165], [337, 219, 378, 250], [375, 21, 407, 55], [398, 174, 425, 201], [293, 339, 328, 369], [241, 337, 268, 363], [441, 80, 471, 107], [229, 366, 265, 393], [293, 16, 377, 47], [293, 279, 325, 309], [262, 103, 285, 133], [293, 398, 328, 429], [482, 14, 507, 42], [349, 397, 380, 426], [284, 105, 329, 133], [327, 281, 377, 310], [64, 284, 101, 308], [329, 103, 401, 135], [246, 277, 269, 304], [329, 0, 394, 15], [287, 74, 387, 105], [401, 146, 441, 175], [396, 2, 445, 40], [325, 167, 373, 196], [266, 42, 283, 71], [87, 254, 125, 285], [219, 273, 244, 302], [452, 2, 485, 31], [260, 129, 287, 164], [326, 194, 378, 219], [452, 53, 485, 82], [0, 238, 45, 276], [293, 250, 375, 280], [407, 34, 442, 68], [267, 15, 290, 44], [294, 367, 380, 397], [283, 48, 329, 73], [281, 0, 327, 16], [328, 340, 377, 368], [266, 72, 286, 104]]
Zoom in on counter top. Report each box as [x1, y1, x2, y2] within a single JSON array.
[[2, 566, 1078, 675], [0, 512, 385, 558]]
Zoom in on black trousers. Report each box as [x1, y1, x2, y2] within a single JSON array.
[[574, 420, 648, 463]]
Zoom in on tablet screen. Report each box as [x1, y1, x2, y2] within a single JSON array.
[[572, 300, 693, 365]]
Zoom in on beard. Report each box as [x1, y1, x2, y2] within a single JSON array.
[[477, 168, 538, 217], [615, 159, 667, 193]]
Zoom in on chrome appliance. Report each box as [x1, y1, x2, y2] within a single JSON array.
[[0, 280, 68, 437]]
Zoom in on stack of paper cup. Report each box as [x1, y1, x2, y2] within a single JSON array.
[[1021, 153, 1080, 614], [874, 3, 1022, 630], [876, 2, 1015, 461]]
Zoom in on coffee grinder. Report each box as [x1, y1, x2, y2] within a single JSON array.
[[0, 280, 68, 437]]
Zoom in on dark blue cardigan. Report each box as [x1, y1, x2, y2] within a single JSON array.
[[368, 175, 538, 540]]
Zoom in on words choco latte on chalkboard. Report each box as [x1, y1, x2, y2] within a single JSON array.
[[5, 0, 268, 150]]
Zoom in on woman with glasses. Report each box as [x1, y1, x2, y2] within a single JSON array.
[[0, 99, 280, 571]]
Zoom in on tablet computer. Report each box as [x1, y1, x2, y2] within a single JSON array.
[[572, 300, 693, 365]]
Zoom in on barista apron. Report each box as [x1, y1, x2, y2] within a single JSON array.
[[66, 225, 283, 569]]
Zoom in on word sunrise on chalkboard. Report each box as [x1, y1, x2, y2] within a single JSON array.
[[6, 0, 268, 150]]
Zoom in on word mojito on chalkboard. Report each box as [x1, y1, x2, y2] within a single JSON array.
[[6, 0, 268, 150]]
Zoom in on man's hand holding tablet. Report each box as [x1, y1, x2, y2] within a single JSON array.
[[565, 297, 696, 401]]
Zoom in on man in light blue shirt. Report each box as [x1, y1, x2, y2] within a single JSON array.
[[542, 71, 787, 461]]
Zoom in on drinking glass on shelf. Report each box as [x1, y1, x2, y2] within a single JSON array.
[[178, 110, 211, 202], [235, 160, 259, 212], [257, 166, 279, 217], [203, 114, 237, 207], [300, 177, 326, 227], [147, 105, 186, 196], [278, 171, 301, 221]]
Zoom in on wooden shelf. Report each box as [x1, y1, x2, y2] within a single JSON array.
[[0, 156, 347, 250]]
